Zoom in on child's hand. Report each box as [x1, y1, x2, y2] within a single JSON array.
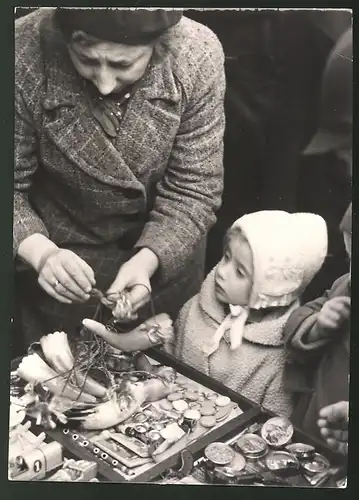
[[316, 296, 350, 336], [317, 401, 349, 455]]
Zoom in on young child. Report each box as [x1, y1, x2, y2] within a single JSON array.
[[173, 211, 328, 416], [284, 203, 351, 441]]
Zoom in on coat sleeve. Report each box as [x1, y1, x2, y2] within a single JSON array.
[[171, 296, 194, 360], [262, 372, 294, 418], [135, 37, 225, 283], [13, 85, 49, 256], [284, 277, 349, 362]]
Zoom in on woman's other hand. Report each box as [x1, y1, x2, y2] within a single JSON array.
[[17, 233, 96, 303], [104, 248, 159, 313], [38, 248, 96, 304]]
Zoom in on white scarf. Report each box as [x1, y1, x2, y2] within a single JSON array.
[[205, 304, 249, 356]]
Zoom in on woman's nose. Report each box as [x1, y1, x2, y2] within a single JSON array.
[[94, 67, 118, 96]]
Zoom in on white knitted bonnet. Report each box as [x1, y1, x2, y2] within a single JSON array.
[[232, 211, 328, 309]]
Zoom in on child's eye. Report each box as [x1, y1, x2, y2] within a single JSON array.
[[236, 268, 244, 277], [223, 252, 230, 261]]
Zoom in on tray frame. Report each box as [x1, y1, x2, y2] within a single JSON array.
[[10, 348, 346, 484], [10, 351, 261, 483]]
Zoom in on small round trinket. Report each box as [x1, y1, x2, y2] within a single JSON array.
[[172, 399, 189, 413], [183, 409, 201, 421], [132, 413, 148, 424], [124, 426, 136, 437], [285, 443, 315, 460], [234, 433, 268, 459], [216, 395, 231, 407], [181, 411, 200, 432], [206, 392, 218, 402], [261, 417, 294, 447], [200, 416, 217, 428], [301, 453, 330, 476], [213, 452, 246, 481], [159, 399, 174, 411], [148, 430, 162, 442], [204, 442, 235, 466], [185, 391, 199, 401], [134, 424, 148, 434], [151, 422, 165, 432], [215, 405, 232, 422], [265, 451, 299, 471], [189, 402, 201, 411], [167, 392, 183, 402], [200, 402, 216, 416]]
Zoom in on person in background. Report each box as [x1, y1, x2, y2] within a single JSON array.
[[13, 8, 225, 355], [171, 211, 328, 416], [317, 401, 349, 455], [284, 203, 351, 444], [296, 26, 352, 303], [186, 10, 345, 273]]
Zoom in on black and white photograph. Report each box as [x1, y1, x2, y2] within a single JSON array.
[[9, 6, 352, 488]]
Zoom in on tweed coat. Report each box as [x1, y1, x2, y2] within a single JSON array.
[[13, 9, 225, 348]]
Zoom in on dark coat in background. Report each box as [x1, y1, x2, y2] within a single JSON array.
[[186, 10, 351, 299], [283, 274, 350, 441], [13, 9, 225, 352]]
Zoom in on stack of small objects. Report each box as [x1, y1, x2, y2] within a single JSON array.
[[195, 417, 345, 487]]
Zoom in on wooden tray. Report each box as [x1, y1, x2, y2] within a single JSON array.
[[10, 352, 261, 483]]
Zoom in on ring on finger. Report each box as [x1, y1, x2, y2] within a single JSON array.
[[54, 279, 60, 289], [54, 281, 63, 292]]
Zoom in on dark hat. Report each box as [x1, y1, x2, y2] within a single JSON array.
[[304, 27, 352, 155], [55, 8, 183, 45]]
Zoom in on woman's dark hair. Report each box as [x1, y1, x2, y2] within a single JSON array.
[[55, 9, 172, 65], [55, 8, 181, 47]]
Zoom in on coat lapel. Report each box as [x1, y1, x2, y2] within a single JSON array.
[[112, 52, 181, 177], [40, 22, 181, 189]]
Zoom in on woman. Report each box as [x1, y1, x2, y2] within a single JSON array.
[[14, 8, 225, 353]]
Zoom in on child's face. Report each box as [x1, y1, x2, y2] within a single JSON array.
[[215, 233, 253, 306]]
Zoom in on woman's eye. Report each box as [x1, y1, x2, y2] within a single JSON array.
[[110, 62, 132, 70], [78, 57, 98, 66], [236, 268, 244, 277]]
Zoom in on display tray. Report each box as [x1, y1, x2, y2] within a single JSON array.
[[10, 351, 261, 483], [190, 408, 347, 488]]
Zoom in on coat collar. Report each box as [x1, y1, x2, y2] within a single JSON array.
[[199, 265, 298, 347], [40, 17, 180, 111]]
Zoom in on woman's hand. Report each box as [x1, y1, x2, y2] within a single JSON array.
[[17, 233, 96, 304], [38, 248, 96, 304], [317, 401, 349, 455], [103, 248, 159, 313]]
